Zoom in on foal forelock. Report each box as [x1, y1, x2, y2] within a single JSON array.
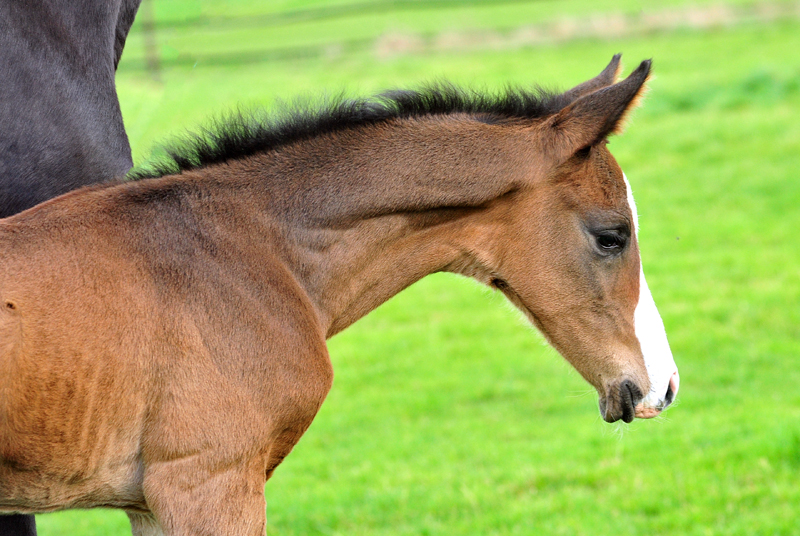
[[623, 173, 679, 410]]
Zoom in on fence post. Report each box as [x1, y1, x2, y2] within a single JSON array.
[[141, 0, 161, 81]]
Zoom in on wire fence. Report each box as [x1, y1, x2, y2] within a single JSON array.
[[149, 0, 546, 30], [127, 0, 800, 77]]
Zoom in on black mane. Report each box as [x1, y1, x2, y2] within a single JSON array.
[[128, 83, 569, 180]]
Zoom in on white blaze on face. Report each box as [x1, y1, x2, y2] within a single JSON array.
[[624, 174, 680, 414]]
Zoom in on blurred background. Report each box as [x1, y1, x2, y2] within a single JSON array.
[[40, 0, 800, 534]]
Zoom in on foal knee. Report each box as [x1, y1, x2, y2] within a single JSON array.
[[142, 458, 267, 536]]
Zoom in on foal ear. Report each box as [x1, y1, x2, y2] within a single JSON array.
[[560, 53, 622, 103], [545, 59, 651, 162]]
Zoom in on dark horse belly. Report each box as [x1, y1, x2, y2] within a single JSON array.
[[0, 0, 141, 533]]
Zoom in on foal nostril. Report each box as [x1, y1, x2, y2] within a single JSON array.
[[663, 383, 674, 408], [600, 380, 644, 423], [661, 371, 680, 410], [619, 380, 640, 424]]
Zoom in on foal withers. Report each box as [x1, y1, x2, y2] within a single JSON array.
[[0, 56, 678, 534]]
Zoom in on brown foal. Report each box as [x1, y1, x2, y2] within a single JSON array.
[[0, 56, 678, 535]]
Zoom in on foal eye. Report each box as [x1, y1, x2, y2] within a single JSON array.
[[594, 230, 627, 253]]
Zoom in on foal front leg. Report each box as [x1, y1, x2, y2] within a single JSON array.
[[127, 513, 163, 536], [142, 456, 268, 536]]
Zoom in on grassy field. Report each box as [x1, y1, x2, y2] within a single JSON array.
[[35, 1, 800, 534]]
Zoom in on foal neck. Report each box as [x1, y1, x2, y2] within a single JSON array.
[[251, 116, 536, 338]]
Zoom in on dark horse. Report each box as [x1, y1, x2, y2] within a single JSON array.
[[0, 57, 678, 535], [0, 0, 140, 217], [0, 1, 141, 534]]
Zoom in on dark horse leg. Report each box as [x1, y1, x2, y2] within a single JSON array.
[[0, 517, 37, 536], [0, 0, 141, 533]]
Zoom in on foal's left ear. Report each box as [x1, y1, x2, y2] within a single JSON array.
[[545, 60, 651, 163], [560, 53, 622, 103]]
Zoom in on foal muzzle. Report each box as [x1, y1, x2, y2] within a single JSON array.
[[599, 371, 679, 423]]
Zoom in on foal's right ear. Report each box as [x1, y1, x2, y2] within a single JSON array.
[[544, 59, 651, 163]]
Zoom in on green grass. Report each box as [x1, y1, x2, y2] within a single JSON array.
[[34, 1, 800, 534]]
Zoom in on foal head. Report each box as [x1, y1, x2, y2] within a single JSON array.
[[480, 58, 678, 423]]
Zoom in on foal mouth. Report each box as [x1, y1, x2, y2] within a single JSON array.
[[635, 371, 680, 419], [600, 371, 679, 422]]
